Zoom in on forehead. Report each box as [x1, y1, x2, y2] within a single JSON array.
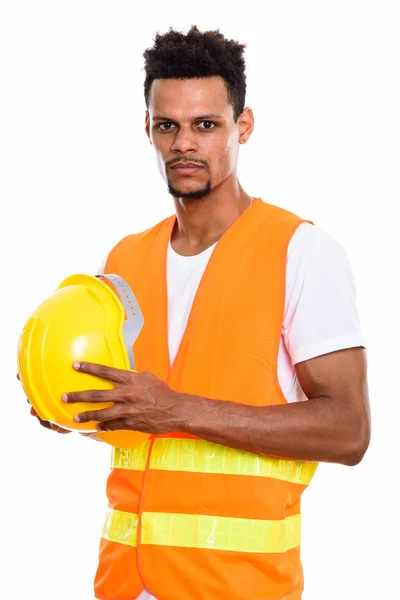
[[148, 76, 233, 120]]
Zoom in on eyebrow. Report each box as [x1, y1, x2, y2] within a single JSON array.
[[152, 114, 224, 121]]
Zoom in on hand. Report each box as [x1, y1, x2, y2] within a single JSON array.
[[17, 373, 101, 440], [62, 362, 183, 433], [29, 404, 72, 433]]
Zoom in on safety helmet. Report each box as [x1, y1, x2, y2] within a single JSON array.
[[17, 273, 150, 448]]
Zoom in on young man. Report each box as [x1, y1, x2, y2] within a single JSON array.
[[34, 26, 370, 600]]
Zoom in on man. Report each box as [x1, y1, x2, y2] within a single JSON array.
[[29, 26, 370, 600]]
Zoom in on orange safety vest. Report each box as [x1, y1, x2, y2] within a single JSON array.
[[94, 198, 318, 600]]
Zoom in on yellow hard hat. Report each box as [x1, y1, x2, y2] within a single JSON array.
[[17, 273, 150, 449]]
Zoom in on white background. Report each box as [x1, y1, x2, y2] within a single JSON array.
[[1, 1, 399, 599]]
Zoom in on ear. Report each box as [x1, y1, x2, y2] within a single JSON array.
[[145, 111, 152, 144], [238, 107, 254, 145]]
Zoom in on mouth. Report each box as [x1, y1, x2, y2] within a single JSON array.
[[170, 163, 205, 176]]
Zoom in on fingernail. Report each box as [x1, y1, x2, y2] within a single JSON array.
[[73, 362, 80, 370], [73, 415, 80, 423], [61, 394, 68, 403]]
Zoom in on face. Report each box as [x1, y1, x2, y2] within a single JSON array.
[[145, 76, 253, 199]]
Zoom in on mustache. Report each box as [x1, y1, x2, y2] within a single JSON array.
[[166, 158, 208, 168]]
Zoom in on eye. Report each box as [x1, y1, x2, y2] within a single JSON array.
[[157, 122, 176, 132], [198, 121, 217, 130]]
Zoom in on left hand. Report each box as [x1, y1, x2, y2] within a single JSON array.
[[62, 362, 183, 433]]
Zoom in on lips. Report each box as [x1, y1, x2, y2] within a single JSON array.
[[171, 163, 204, 175], [171, 163, 204, 169]]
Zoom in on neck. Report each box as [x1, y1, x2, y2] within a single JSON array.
[[171, 181, 253, 252]]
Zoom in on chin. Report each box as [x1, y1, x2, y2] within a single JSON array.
[[167, 180, 212, 200]]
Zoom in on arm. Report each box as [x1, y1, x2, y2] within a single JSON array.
[[68, 345, 370, 466], [176, 346, 371, 466]]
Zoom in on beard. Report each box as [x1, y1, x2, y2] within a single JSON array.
[[167, 178, 212, 200]]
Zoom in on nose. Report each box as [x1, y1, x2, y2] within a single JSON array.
[[170, 126, 198, 154]]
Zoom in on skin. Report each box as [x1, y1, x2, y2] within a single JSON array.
[[145, 77, 255, 254], [18, 373, 99, 440], [28, 76, 371, 465]]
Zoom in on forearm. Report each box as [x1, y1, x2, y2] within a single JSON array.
[[177, 393, 369, 465]]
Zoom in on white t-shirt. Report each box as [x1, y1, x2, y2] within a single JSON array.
[[101, 220, 366, 600]]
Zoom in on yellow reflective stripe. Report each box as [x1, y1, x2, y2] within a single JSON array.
[[102, 509, 301, 553], [112, 439, 317, 485], [141, 512, 301, 553], [102, 508, 138, 547], [150, 439, 316, 484], [111, 440, 150, 471]]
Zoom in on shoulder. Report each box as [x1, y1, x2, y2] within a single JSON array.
[[288, 222, 352, 268], [289, 221, 343, 248], [285, 222, 357, 302], [98, 215, 174, 275]]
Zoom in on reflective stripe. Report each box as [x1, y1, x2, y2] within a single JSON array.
[[142, 512, 301, 553], [112, 438, 317, 486], [150, 439, 316, 484], [111, 441, 150, 471], [102, 508, 139, 547], [102, 508, 301, 554]]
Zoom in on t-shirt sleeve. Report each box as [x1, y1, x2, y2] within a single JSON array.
[[283, 222, 366, 365]]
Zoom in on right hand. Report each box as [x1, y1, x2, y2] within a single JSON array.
[[17, 373, 101, 440]]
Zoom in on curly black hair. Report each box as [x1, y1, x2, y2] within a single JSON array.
[[143, 25, 247, 122]]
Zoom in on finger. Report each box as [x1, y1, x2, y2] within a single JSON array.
[[28, 403, 57, 430], [50, 425, 71, 434], [38, 417, 53, 430], [62, 389, 119, 404], [96, 419, 129, 432], [73, 405, 125, 424], [73, 362, 131, 384], [16, 373, 20, 381]]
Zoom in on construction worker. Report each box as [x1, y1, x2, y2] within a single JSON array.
[[29, 26, 370, 600]]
